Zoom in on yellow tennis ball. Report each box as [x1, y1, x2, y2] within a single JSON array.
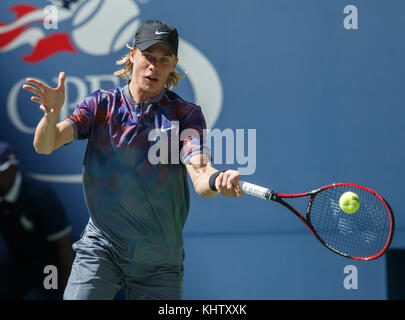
[[339, 191, 360, 214]]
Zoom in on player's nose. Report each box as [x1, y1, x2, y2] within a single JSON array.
[[148, 61, 159, 73]]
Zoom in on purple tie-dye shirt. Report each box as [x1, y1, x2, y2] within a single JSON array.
[[66, 84, 209, 265]]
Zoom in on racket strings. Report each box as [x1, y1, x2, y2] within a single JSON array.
[[308, 186, 392, 259]]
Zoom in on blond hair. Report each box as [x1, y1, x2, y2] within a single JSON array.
[[114, 44, 184, 89]]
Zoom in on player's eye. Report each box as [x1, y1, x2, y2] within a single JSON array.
[[161, 57, 169, 64]]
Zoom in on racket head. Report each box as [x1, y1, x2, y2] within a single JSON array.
[[306, 183, 394, 261]]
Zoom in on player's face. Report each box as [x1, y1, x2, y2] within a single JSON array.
[[130, 43, 178, 97]]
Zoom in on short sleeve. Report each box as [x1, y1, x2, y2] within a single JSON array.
[[180, 107, 211, 164], [65, 90, 100, 140]]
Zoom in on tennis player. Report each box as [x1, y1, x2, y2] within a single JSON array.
[[23, 20, 243, 300]]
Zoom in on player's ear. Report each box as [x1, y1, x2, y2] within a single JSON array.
[[171, 57, 178, 72]]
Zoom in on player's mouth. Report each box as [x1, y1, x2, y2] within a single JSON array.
[[145, 75, 159, 83]]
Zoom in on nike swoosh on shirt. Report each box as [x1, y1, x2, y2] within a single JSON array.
[[160, 124, 177, 132], [159, 114, 177, 132]]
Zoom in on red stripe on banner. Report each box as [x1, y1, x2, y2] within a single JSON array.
[[22, 33, 78, 63], [0, 24, 26, 49], [9, 4, 40, 19], [0, 4, 43, 50]]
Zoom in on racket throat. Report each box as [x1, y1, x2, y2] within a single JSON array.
[[268, 192, 279, 201], [262, 189, 274, 201]]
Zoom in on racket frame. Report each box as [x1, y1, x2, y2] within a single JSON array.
[[243, 182, 395, 261]]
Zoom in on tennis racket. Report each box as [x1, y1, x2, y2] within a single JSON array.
[[239, 181, 394, 261]]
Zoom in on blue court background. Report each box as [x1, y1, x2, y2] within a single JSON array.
[[0, 0, 403, 299]]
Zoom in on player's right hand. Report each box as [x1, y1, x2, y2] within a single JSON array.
[[23, 72, 66, 116], [215, 170, 244, 198]]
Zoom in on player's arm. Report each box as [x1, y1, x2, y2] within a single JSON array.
[[23, 72, 74, 154], [186, 153, 244, 199], [34, 118, 74, 154]]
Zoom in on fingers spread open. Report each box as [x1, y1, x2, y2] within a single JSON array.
[[57, 71, 65, 89], [23, 84, 43, 97], [31, 96, 41, 104], [25, 78, 48, 91]]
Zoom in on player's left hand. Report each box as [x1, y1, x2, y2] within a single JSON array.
[[215, 170, 244, 198]]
